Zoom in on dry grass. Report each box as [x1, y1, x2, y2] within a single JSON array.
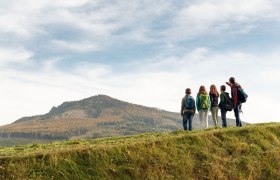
[[0, 123, 279, 179]]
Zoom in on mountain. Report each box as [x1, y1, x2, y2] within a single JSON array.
[[0, 123, 279, 179], [0, 95, 244, 145]]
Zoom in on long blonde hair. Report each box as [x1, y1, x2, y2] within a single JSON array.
[[197, 85, 207, 96], [210, 85, 218, 95]]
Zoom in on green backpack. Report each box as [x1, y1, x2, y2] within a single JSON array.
[[199, 94, 210, 109]]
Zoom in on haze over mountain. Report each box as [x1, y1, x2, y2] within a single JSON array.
[[0, 95, 243, 146]]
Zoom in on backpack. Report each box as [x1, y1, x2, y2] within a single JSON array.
[[238, 88, 248, 103], [219, 93, 233, 111], [210, 93, 219, 107], [199, 94, 210, 109], [185, 96, 195, 110]]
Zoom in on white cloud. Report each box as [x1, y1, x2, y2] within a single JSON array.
[[49, 0, 89, 8], [0, 0, 48, 37], [51, 40, 99, 52], [0, 0, 100, 38], [166, 0, 279, 41], [243, 93, 280, 123], [259, 70, 280, 85], [0, 47, 33, 65], [1, 0, 279, 47], [0, 0, 169, 39]]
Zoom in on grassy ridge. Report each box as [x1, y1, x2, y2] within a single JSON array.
[[0, 123, 280, 179], [0, 138, 51, 147]]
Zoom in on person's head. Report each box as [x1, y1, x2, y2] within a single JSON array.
[[229, 77, 236, 84], [185, 88, 191, 95], [198, 85, 207, 95], [220, 85, 226, 92], [210, 85, 218, 94]]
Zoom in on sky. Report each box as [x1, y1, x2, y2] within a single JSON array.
[[0, 0, 280, 125]]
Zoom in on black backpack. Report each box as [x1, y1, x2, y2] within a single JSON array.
[[238, 88, 248, 103], [219, 93, 233, 111]]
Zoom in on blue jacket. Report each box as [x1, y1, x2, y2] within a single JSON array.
[[196, 93, 211, 111]]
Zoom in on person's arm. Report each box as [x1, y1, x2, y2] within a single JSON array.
[[181, 98, 185, 116], [208, 95, 211, 109], [218, 94, 222, 109], [209, 94, 213, 108], [226, 82, 232, 87], [193, 97, 196, 115], [196, 96, 200, 112]]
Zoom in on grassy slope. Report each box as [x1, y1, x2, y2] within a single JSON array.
[[0, 123, 280, 179], [0, 138, 51, 147]]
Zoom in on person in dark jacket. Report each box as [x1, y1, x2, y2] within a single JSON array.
[[209, 85, 219, 127], [226, 77, 242, 127], [181, 88, 196, 131], [219, 85, 229, 127]]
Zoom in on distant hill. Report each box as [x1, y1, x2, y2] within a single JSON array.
[[0, 123, 279, 179], [0, 95, 245, 145]]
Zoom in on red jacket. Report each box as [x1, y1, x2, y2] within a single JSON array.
[[226, 82, 242, 108]]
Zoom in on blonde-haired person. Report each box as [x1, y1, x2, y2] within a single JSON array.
[[209, 85, 219, 127], [196, 86, 211, 129]]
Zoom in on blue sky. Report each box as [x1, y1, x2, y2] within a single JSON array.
[[0, 0, 280, 125]]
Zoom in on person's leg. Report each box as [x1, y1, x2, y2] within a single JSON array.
[[234, 107, 239, 126], [183, 113, 188, 130], [224, 110, 228, 127], [214, 107, 219, 126], [234, 104, 242, 127], [213, 107, 219, 126], [221, 110, 227, 128], [211, 108, 217, 126], [238, 104, 242, 127], [201, 110, 205, 129], [186, 114, 189, 130], [205, 109, 209, 128], [188, 112, 193, 131], [199, 111, 204, 129]]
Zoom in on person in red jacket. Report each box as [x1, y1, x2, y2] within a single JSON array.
[[226, 77, 242, 127]]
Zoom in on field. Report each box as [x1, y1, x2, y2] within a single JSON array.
[[0, 123, 280, 179]]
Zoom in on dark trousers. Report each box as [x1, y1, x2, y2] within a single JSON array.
[[234, 104, 242, 127], [221, 109, 227, 128], [183, 112, 193, 131]]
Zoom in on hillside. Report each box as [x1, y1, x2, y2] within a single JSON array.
[[0, 95, 242, 146], [0, 123, 279, 179]]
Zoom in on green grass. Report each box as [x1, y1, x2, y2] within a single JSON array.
[[0, 138, 52, 147], [0, 123, 280, 179]]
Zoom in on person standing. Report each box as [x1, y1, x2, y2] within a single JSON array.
[[196, 86, 210, 129], [209, 85, 219, 127], [181, 88, 196, 131], [219, 85, 231, 128], [226, 77, 243, 127]]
